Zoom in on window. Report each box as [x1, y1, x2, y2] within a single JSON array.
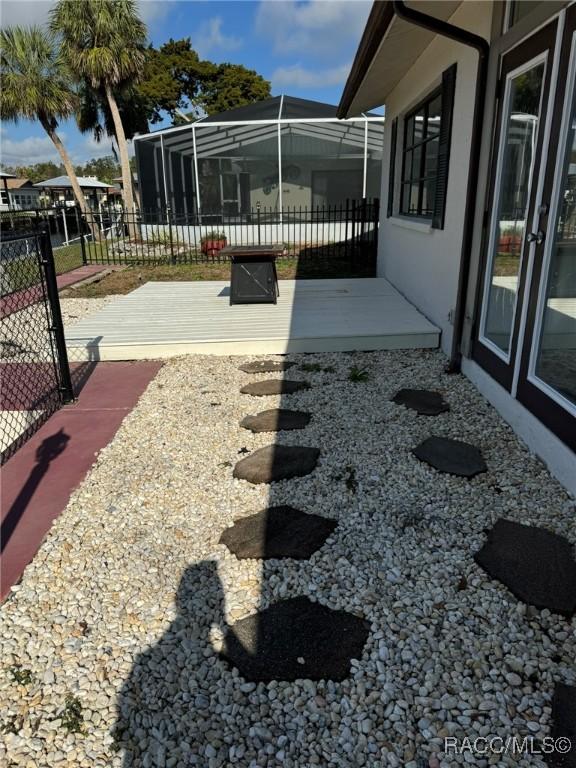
[[1, 190, 9, 205], [395, 63, 456, 229], [400, 89, 442, 218]]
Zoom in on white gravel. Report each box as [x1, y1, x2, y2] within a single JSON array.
[[60, 297, 114, 327], [0, 349, 574, 768]]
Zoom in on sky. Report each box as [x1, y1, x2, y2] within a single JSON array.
[[0, 0, 373, 168]]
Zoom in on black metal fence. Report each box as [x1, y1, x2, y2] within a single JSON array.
[[0, 208, 87, 276], [80, 199, 380, 267], [0, 229, 73, 464]]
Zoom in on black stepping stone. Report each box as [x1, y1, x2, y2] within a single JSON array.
[[240, 409, 311, 433], [550, 684, 576, 767], [239, 360, 295, 374], [474, 519, 576, 617], [412, 436, 487, 478], [233, 445, 319, 484], [220, 505, 336, 559], [392, 388, 450, 415], [240, 380, 309, 396], [221, 596, 369, 682]]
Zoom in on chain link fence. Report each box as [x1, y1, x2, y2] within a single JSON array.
[[1, 229, 73, 464]]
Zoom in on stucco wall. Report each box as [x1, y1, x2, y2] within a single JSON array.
[[377, 1, 493, 354]]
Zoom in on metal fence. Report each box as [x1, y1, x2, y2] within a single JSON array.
[[0, 208, 87, 276], [81, 199, 380, 267], [0, 229, 73, 464]]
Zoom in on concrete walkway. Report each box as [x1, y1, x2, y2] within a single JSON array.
[[0, 361, 162, 600]]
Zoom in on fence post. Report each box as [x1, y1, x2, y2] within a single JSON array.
[[39, 227, 74, 404], [167, 206, 175, 264], [75, 208, 87, 265], [372, 198, 380, 264], [256, 202, 261, 245], [350, 199, 356, 266]]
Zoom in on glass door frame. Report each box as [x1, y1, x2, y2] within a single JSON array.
[[516, 4, 576, 451], [473, 19, 558, 390]]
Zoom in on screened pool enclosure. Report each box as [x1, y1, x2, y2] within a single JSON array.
[[134, 96, 384, 220]]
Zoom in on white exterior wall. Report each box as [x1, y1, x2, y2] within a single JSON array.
[[377, 1, 493, 354]]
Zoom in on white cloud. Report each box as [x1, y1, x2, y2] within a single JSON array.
[[1, 133, 63, 164], [194, 16, 242, 58], [271, 62, 351, 89], [255, 0, 371, 59]]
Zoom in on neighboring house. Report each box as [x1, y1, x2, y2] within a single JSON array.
[[34, 175, 114, 210], [0, 173, 40, 210], [134, 95, 384, 217], [338, 0, 575, 493]]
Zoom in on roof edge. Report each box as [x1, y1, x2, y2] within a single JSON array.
[[337, 1, 394, 119]]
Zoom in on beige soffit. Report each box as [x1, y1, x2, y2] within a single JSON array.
[[343, 1, 463, 117]]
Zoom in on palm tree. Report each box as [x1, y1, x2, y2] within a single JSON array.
[[51, 0, 147, 229], [0, 26, 90, 217]]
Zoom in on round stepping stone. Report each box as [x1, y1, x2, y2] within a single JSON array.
[[240, 380, 310, 396], [233, 445, 319, 484], [220, 505, 337, 559], [412, 436, 487, 478], [240, 409, 311, 433], [550, 684, 576, 766], [239, 360, 295, 374], [474, 519, 576, 617], [220, 596, 370, 682], [392, 388, 450, 416]]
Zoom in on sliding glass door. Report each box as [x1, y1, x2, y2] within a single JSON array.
[[516, 6, 576, 451]]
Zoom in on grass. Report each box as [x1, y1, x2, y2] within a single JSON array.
[[494, 253, 520, 277], [60, 695, 84, 734], [63, 255, 376, 299], [3, 242, 84, 294], [348, 365, 370, 383], [8, 665, 34, 685]]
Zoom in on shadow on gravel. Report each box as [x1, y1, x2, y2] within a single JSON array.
[[113, 561, 226, 766]]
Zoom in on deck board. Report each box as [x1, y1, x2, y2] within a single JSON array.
[[66, 278, 440, 360]]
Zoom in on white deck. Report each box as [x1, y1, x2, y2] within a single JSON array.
[[66, 278, 440, 360]]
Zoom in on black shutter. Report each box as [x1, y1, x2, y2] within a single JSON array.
[[432, 63, 457, 230], [387, 118, 398, 217]]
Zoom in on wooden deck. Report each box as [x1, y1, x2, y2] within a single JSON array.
[[65, 278, 440, 360]]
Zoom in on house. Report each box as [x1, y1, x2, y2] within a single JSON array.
[[134, 95, 384, 218], [338, 0, 575, 494], [34, 175, 116, 210], [0, 173, 40, 210]]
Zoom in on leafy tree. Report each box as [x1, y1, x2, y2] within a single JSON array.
[[51, 0, 147, 224], [75, 156, 120, 184], [137, 38, 213, 123], [136, 38, 271, 124], [201, 63, 271, 116], [1, 161, 66, 183], [0, 26, 90, 214]]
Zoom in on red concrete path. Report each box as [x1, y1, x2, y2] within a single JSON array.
[[1, 361, 162, 601], [1, 265, 106, 319]]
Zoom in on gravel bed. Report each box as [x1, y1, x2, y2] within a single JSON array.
[[60, 297, 114, 327], [0, 349, 574, 768]]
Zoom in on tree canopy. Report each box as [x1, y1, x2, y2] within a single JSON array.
[[136, 38, 271, 124]]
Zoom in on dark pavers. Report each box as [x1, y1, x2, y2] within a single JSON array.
[[221, 596, 369, 682], [239, 360, 296, 374], [233, 445, 319, 484], [240, 409, 311, 433], [474, 519, 576, 617], [240, 380, 310, 396], [220, 505, 337, 559], [392, 388, 450, 415], [412, 436, 487, 478], [549, 684, 576, 767]]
